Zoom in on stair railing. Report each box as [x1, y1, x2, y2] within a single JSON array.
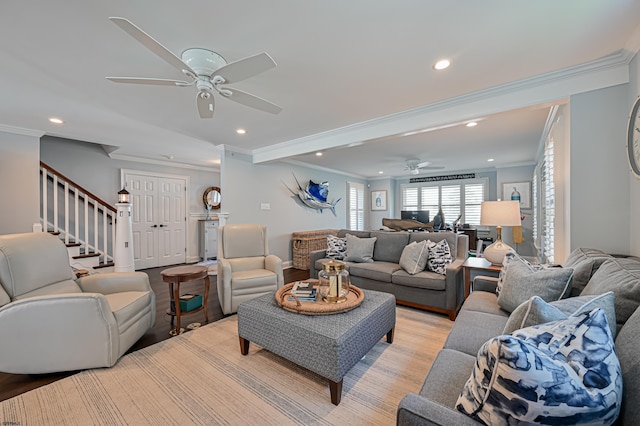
[[40, 162, 116, 266]]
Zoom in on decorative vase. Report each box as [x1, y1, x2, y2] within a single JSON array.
[[318, 261, 350, 303]]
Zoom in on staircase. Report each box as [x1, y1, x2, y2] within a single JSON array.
[[40, 162, 116, 272]]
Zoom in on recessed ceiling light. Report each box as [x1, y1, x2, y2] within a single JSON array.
[[236, 128, 246, 135], [488, 158, 495, 162], [315, 152, 323, 157], [49, 117, 64, 124], [433, 59, 451, 70], [466, 121, 478, 127], [378, 171, 384, 174]]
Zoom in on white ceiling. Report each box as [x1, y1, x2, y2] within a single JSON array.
[[1, 1, 639, 178]]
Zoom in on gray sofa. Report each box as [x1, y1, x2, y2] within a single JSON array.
[[397, 252, 640, 425], [309, 230, 468, 320]]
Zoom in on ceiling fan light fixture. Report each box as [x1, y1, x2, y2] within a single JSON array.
[[411, 168, 420, 175]]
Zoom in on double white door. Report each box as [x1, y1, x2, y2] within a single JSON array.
[[124, 171, 187, 270]]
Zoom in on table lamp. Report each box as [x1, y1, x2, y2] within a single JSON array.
[[480, 200, 521, 265]]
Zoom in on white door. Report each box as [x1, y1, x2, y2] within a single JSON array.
[[125, 171, 187, 270]]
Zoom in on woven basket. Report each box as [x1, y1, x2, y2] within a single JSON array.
[[291, 229, 337, 269]]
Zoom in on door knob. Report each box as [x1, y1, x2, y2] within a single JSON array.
[[159, 224, 166, 228], [151, 224, 158, 228]]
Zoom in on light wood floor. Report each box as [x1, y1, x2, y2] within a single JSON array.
[[0, 266, 310, 402]]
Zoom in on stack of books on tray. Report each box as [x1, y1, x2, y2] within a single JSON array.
[[289, 281, 317, 302]]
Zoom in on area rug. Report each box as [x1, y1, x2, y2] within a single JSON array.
[[0, 307, 452, 425]]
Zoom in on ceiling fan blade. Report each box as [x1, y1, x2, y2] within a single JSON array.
[[196, 92, 215, 119], [214, 52, 276, 84], [109, 17, 197, 77], [221, 87, 282, 114], [106, 77, 191, 86], [416, 161, 431, 168], [420, 166, 445, 170], [220, 87, 282, 114]]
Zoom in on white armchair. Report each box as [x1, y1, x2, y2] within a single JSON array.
[[217, 224, 284, 314], [0, 232, 155, 374]]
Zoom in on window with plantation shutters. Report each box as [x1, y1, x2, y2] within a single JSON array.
[[542, 136, 555, 263], [348, 181, 364, 231], [401, 178, 487, 225]]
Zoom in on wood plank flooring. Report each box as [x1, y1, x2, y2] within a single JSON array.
[[0, 266, 310, 402]]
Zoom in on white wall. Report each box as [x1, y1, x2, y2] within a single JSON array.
[[40, 137, 220, 263], [220, 149, 366, 263], [368, 178, 393, 230], [0, 129, 41, 234], [569, 84, 630, 255], [629, 51, 640, 257]]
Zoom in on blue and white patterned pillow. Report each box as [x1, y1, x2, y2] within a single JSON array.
[[495, 250, 518, 296], [456, 308, 622, 425], [326, 235, 347, 260], [426, 239, 453, 275]]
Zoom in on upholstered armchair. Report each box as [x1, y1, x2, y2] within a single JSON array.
[[0, 232, 156, 374], [217, 224, 284, 314]]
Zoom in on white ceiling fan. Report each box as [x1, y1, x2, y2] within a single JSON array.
[[404, 158, 445, 175], [105, 17, 282, 119]]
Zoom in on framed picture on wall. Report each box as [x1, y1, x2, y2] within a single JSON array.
[[502, 181, 531, 210], [371, 190, 387, 211]]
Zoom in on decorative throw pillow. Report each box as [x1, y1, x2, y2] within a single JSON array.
[[456, 309, 622, 425], [326, 235, 347, 260], [580, 257, 640, 332], [497, 255, 574, 313], [399, 240, 429, 275], [495, 250, 518, 296], [563, 248, 612, 297], [503, 291, 616, 337], [343, 234, 377, 263], [426, 239, 452, 275]]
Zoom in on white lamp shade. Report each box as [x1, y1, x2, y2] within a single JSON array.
[[480, 201, 521, 227]]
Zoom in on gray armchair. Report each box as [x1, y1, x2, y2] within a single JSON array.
[[0, 232, 155, 374], [217, 224, 284, 314]]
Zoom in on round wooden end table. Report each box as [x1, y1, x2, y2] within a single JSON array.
[[161, 265, 210, 336]]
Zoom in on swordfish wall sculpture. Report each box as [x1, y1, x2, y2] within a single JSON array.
[[284, 173, 341, 215]]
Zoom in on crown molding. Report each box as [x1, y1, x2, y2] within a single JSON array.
[[252, 50, 630, 164], [109, 153, 219, 172], [0, 124, 45, 138]]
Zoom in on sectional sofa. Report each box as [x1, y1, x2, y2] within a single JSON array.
[[309, 229, 468, 320], [397, 249, 640, 425]]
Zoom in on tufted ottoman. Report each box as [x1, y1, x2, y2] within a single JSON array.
[[237, 289, 396, 405]]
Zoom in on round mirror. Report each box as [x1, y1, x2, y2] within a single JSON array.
[[203, 186, 221, 210]]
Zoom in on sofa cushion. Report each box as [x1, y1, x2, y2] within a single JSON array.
[[349, 261, 401, 282], [420, 348, 477, 409], [344, 234, 377, 263], [326, 235, 347, 260], [409, 232, 458, 260], [443, 310, 510, 357], [460, 291, 509, 317], [564, 248, 612, 297], [614, 304, 640, 425], [503, 292, 616, 337], [371, 231, 410, 263], [581, 257, 640, 333], [456, 309, 622, 425], [391, 269, 446, 290], [399, 240, 429, 275], [426, 239, 453, 275], [497, 255, 573, 313]]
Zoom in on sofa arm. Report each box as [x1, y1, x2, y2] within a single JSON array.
[[77, 272, 151, 295], [397, 394, 481, 426], [309, 249, 327, 278], [265, 254, 284, 288], [473, 275, 499, 293], [442, 258, 465, 315], [0, 294, 119, 374]]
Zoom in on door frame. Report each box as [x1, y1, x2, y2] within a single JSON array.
[[121, 168, 190, 269]]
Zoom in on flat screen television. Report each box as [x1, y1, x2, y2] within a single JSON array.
[[400, 210, 429, 223]]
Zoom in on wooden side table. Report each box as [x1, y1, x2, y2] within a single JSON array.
[[161, 265, 210, 336], [462, 257, 501, 299]]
